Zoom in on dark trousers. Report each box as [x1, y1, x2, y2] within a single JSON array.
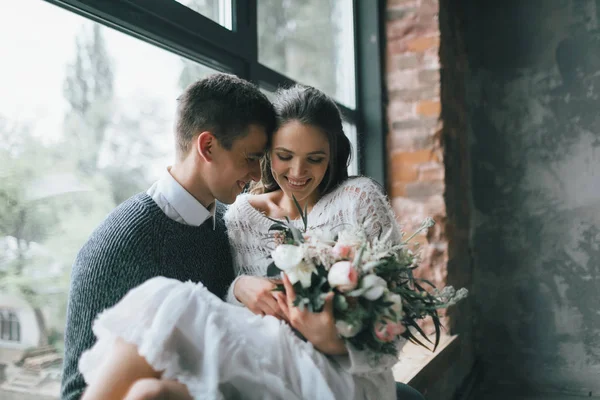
[[396, 382, 426, 400]]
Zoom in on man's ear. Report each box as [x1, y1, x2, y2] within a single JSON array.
[[197, 131, 215, 162]]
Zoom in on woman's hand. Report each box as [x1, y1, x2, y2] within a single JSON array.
[[276, 274, 348, 356], [233, 275, 287, 320]]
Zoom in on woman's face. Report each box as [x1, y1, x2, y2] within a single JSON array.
[[270, 120, 330, 204]]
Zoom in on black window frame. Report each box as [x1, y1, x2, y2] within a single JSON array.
[[42, 0, 387, 185]]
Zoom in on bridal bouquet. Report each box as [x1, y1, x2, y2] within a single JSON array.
[[266, 198, 468, 356]]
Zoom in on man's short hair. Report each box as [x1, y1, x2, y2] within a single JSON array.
[[175, 73, 276, 158]]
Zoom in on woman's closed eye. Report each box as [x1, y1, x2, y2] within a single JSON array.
[[276, 154, 293, 161], [276, 154, 325, 164]]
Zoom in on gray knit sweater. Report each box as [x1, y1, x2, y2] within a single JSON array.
[[60, 193, 234, 400]]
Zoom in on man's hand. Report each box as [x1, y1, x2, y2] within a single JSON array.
[[233, 275, 287, 320]]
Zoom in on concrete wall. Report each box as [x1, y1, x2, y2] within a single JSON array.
[[461, 0, 600, 395]]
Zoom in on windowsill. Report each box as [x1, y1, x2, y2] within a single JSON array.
[[393, 334, 459, 385]]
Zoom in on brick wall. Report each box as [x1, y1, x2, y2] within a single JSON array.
[[385, 1, 476, 397], [385, 0, 448, 328]]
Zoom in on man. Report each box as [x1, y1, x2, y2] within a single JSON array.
[[61, 73, 276, 400]]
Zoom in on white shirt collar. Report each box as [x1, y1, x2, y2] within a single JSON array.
[[151, 167, 215, 228]]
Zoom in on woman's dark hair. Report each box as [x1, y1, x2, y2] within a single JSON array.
[[256, 84, 352, 196]]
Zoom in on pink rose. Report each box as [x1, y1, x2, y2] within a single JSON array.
[[331, 242, 355, 260], [327, 261, 359, 292], [386, 321, 407, 336], [374, 320, 406, 342]]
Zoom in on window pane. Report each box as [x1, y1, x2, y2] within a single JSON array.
[[258, 0, 356, 108], [0, 1, 218, 397], [175, 0, 233, 30]]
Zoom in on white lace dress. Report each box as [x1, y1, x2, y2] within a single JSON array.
[[78, 177, 404, 400]]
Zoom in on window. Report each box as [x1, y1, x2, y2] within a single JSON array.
[[257, 0, 356, 108], [0, 1, 219, 396], [0, 310, 20, 342], [0, 0, 383, 397], [174, 0, 233, 30]]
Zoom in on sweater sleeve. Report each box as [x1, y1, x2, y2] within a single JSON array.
[[223, 196, 270, 306], [348, 177, 403, 244], [330, 177, 406, 375], [60, 216, 157, 400]]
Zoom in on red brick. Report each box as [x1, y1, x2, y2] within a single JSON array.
[[386, 69, 421, 90], [388, 38, 410, 55], [389, 53, 421, 70], [419, 69, 440, 84], [422, 47, 441, 68], [387, 18, 437, 40], [392, 195, 431, 230], [389, 87, 438, 102], [387, 101, 416, 121], [424, 194, 446, 216], [404, 181, 445, 198], [391, 117, 439, 131], [387, 0, 420, 8], [391, 149, 439, 167], [388, 129, 436, 151], [406, 35, 440, 52], [416, 100, 441, 116], [386, 8, 417, 24], [390, 164, 419, 182], [419, 162, 445, 181], [419, 0, 440, 17], [390, 181, 408, 198]]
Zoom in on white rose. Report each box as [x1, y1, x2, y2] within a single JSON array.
[[335, 320, 363, 338], [271, 244, 304, 270], [286, 261, 317, 289], [360, 275, 387, 300]]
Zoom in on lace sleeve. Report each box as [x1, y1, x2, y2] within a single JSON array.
[[324, 177, 406, 374], [224, 201, 246, 305], [223, 196, 275, 305], [334, 177, 402, 244]]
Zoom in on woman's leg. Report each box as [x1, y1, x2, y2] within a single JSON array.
[[81, 338, 161, 400], [124, 378, 193, 400]]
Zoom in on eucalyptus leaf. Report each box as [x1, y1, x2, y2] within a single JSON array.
[[266, 262, 281, 277], [334, 294, 349, 311]]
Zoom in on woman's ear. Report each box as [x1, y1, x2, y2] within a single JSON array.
[[197, 131, 214, 162]]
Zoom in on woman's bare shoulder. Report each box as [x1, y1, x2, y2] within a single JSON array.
[[247, 191, 282, 214]]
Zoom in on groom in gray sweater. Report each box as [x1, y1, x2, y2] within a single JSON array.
[[60, 73, 276, 400]]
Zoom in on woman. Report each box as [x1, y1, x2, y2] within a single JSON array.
[[78, 86, 409, 400]]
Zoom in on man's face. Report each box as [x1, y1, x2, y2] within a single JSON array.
[[207, 124, 267, 204]]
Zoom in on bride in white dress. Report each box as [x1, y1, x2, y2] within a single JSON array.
[[78, 85, 405, 400]]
